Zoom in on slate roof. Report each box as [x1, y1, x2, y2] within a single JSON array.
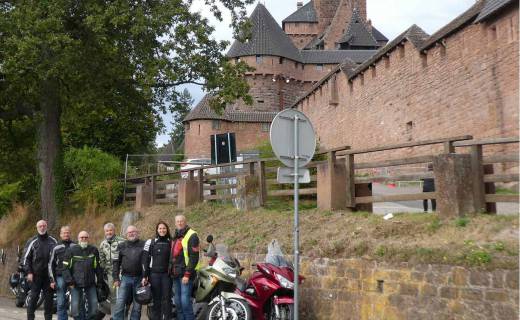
[[184, 95, 276, 123], [282, 1, 318, 24], [227, 4, 302, 62], [475, 0, 516, 22], [420, 0, 485, 50], [338, 9, 378, 47], [371, 26, 388, 42], [301, 50, 377, 64]]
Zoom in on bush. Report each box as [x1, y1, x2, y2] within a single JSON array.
[[64, 147, 123, 209], [0, 177, 21, 218], [455, 217, 470, 228]]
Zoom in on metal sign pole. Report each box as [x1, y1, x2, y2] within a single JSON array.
[[123, 154, 129, 202], [293, 114, 300, 320]]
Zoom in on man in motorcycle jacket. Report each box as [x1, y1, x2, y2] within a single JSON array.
[[23, 220, 57, 320], [112, 225, 145, 320], [48, 225, 76, 320], [98, 222, 125, 315], [62, 231, 104, 320], [171, 215, 200, 320]]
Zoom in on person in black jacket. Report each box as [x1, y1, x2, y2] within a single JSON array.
[[23, 220, 57, 320], [62, 231, 104, 320], [142, 221, 172, 320], [48, 225, 76, 320], [422, 163, 436, 212], [171, 215, 200, 320], [113, 225, 145, 320]]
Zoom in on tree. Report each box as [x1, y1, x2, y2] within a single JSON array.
[[0, 0, 253, 227], [169, 88, 194, 151]]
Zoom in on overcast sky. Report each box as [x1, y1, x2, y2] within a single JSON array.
[[156, 0, 475, 147]]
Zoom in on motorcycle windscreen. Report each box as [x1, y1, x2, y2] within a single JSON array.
[[265, 239, 293, 268]]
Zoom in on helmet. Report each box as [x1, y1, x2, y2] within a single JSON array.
[[96, 281, 110, 302], [9, 273, 20, 288], [135, 284, 152, 305]]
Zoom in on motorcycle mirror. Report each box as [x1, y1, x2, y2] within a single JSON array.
[[206, 235, 213, 243]]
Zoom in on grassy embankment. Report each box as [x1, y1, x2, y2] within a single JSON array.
[[0, 200, 517, 270]]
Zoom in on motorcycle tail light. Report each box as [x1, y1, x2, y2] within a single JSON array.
[[210, 275, 218, 286]]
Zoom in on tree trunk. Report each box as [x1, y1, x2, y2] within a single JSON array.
[[37, 79, 62, 229]]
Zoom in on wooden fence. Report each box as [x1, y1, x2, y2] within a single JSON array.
[[124, 135, 518, 216]]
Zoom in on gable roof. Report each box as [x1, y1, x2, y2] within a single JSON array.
[[227, 4, 302, 62], [475, 0, 516, 22], [282, 1, 318, 24], [184, 95, 277, 123], [337, 9, 378, 47]]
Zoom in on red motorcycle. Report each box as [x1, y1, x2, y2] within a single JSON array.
[[235, 241, 304, 320]]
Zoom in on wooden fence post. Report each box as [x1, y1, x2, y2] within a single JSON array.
[[444, 140, 455, 153], [248, 162, 255, 176], [345, 154, 356, 209], [197, 169, 204, 202], [470, 144, 486, 213], [484, 164, 497, 214], [150, 175, 156, 205], [257, 161, 267, 206]]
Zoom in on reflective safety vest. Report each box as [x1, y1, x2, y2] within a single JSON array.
[[181, 228, 201, 271]]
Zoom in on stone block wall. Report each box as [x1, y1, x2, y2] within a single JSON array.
[[184, 120, 270, 159], [297, 7, 519, 163], [234, 253, 519, 320]]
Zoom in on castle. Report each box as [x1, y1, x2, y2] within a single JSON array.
[[183, 0, 518, 160]]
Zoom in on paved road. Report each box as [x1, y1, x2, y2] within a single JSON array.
[[0, 296, 43, 320], [371, 183, 518, 215]]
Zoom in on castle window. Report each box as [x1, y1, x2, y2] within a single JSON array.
[[256, 55, 263, 64], [440, 44, 446, 58], [279, 57, 284, 64], [261, 123, 270, 132], [235, 57, 241, 63], [295, 62, 299, 68], [399, 45, 405, 58], [406, 121, 413, 131], [302, 64, 305, 70], [489, 25, 497, 41], [185, 123, 190, 130], [212, 120, 221, 130], [316, 64, 323, 71], [384, 56, 390, 68], [421, 53, 428, 68], [198, 124, 200, 135], [371, 66, 376, 78]]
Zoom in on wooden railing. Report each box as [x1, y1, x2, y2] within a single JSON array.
[[124, 135, 518, 215]]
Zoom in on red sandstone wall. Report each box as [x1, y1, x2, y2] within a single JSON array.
[[184, 120, 270, 159], [297, 8, 519, 161]]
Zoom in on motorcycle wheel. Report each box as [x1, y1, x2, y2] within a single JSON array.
[[15, 293, 25, 308], [268, 303, 293, 320], [207, 297, 251, 320]]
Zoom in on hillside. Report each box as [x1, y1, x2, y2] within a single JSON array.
[[1, 201, 517, 270]]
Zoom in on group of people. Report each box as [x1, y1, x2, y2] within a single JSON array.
[[22, 215, 200, 320]]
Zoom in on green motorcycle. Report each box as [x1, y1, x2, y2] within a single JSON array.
[[194, 235, 252, 320]]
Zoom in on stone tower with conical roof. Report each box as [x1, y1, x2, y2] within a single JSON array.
[[183, 2, 387, 159]]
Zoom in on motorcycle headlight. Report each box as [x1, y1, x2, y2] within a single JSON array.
[[223, 267, 237, 278], [275, 274, 294, 289]]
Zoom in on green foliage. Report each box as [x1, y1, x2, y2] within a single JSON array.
[[169, 89, 194, 151], [455, 217, 470, 228], [0, 0, 254, 219], [0, 177, 21, 218], [465, 249, 492, 266], [64, 147, 123, 208], [427, 216, 442, 232], [375, 245, 387, 257], [492, 241, 505, 252]]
